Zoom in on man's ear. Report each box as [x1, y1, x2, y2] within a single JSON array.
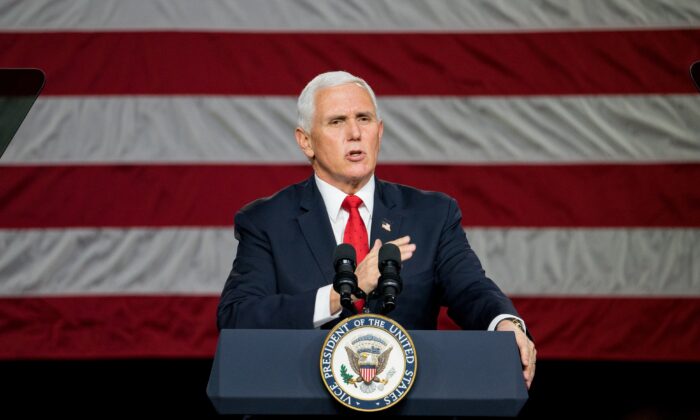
[[295, 127, 315, 160]]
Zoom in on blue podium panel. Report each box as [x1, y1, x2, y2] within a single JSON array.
[[207, 329, 527, 416]]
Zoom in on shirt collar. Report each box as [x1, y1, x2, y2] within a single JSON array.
[[315, 174, 375, 222]]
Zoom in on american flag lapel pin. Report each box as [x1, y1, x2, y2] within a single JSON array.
[[381, 220, 391, 232]]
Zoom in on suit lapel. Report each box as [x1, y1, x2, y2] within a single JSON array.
[[297, 177, 337, 286], [367, 179, 403, 313], [370, 179, 403, 246]]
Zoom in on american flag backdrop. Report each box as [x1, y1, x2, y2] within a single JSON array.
[[1, 0, 699, 362]]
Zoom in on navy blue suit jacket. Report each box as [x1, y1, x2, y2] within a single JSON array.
[[217, 175, 519, 330]]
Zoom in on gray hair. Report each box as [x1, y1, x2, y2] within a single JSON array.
[[296, 71, 381, 133]]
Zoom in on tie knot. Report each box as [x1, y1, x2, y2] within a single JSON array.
[[342, 195, 363, 210]]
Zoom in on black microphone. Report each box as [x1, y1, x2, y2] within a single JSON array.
[[333, 243, 359, 312], [378, 243, 402, 315], [691, 61, 700, 93]]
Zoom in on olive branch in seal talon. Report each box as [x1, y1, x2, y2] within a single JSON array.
[[340, 364, 358, 387]]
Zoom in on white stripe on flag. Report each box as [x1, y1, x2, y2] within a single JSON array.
[[0, 228, 236, 296], [1, 228, 698, 296], [468, 228, 700, 296], [2, 0, 699, 32], [6, 95, 700, 164]]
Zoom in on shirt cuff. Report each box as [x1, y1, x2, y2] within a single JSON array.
[[313, 284, 342, 328], [488, 314, 527, 333]]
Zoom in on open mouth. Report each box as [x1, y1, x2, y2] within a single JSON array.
[[346, 150, 365, 161]]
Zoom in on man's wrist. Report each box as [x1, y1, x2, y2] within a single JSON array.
[[488, 314, 526, 332], [313, 285, 341, 328], [504, 317, 526, 334]]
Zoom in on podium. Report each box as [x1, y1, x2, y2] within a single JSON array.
[[207, 329, 528, 416]]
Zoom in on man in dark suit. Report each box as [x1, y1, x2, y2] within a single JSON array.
[[217, 71, 536, 388]]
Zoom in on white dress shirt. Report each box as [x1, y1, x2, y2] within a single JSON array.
[[312, 175, 374, 327]]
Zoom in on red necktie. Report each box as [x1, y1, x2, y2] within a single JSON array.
[[342, 195, 368, 313]]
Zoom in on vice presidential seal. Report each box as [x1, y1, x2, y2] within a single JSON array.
[[320, 314, 417, 412]]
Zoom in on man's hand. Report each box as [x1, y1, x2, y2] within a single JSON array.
[[355, 235, 416, 295], [497, 319, 536, 390], [329, 236, 415, 314]]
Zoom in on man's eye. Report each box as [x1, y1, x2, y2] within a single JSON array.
[[330, 119, 343, 125]]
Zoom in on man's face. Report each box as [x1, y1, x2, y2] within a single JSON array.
[[296, 83, 383, 194]]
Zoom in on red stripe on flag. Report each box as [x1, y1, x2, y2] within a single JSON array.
[[440, 297, 700, 362], [0, 295, 697, 360], [1, 30, 698, 95], [2, 163, 699, 228], [0, 295, 219, 360], [510, 297, 700, 361]]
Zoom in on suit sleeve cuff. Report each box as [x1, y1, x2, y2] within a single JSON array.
[[488, 314, 527, 333], [313, 284, 342, 328]]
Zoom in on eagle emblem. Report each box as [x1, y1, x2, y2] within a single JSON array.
[[342, 334, 395, 393], [320, 314, 417, 411]]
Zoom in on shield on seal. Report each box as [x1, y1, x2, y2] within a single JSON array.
[[360, 366, 377, 383]]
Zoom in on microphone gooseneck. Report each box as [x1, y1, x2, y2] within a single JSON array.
[[378, 243, 402, 315]]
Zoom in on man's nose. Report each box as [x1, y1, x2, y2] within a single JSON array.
[[347, 119, 361, 141]]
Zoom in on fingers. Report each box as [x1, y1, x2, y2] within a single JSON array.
[[360, 239, 382, 264], [388, 235, 416, 261], [495, 318, 537, 389], [356, 236, 416, 294], [527, 347, 537, 389], [355, 240, 382, 294], [514, 331, 529, 366], [504, 324, 536, 390], [523, 345, 536, 389], [517, 335, 536, 390], [388, 235, 412, 246]]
